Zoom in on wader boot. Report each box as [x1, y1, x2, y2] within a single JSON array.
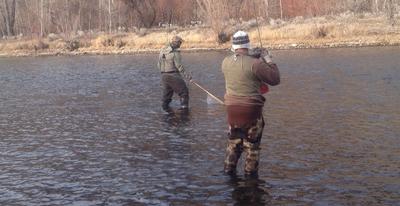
[[179, 96, 189, 109], [243, 117, 264, 177], [162, 99, 172, 112], [161, 75, 174, 111], [224, 138, 243, 175], [243, 140, 261, 177]]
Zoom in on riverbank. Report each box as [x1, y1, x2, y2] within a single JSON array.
[[1, 13, 399, 57]]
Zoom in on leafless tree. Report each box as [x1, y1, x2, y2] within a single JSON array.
[[120, 0, 157, 28], [1, 0, 16, 36], [386, 0, 395, 25], [0, 0, 398, 38]]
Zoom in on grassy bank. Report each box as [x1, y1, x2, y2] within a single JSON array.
[[1, 13, 399, 57]]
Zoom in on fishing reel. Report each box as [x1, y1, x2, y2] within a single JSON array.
[[249, 47, 268, 59], [250, 47, 273, 63]]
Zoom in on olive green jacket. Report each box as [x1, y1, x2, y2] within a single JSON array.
[[222, 54, 261, 96], [222, 51, 280, 106], [158, 45, 184, 73]]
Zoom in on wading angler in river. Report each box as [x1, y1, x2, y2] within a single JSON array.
[[222, 31, 280, 177], [157, 36, 193, 112]]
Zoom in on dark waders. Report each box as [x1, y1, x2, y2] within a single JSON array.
[[161, 72, 189, 110]]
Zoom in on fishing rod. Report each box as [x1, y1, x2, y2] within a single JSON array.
[[253, 0, 263, 49], [190, 81, 225, 105], [252, 0, 270, 95]]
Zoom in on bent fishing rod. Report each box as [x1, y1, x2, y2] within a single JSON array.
[[253, 0, 263, 49], [189, 0, 262, 106]]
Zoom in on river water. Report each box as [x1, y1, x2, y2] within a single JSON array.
[[0, 47, 399, 205]]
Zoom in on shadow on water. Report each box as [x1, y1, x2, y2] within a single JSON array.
[[227, 175, 272, 206], [161, 109, 191, 127]]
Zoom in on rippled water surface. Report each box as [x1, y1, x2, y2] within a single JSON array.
[[0, 47, 399, 205]]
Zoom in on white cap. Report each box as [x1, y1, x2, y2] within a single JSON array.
[[232, 30, 251, 50]]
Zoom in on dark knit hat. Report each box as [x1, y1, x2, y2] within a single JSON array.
[[232, 31, 250, 50]]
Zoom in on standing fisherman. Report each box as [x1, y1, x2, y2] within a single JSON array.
[[222, 31, 280, 177], [157, 36, 192, 111]]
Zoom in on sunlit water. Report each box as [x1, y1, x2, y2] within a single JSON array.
[[0, 47, 399, 205]]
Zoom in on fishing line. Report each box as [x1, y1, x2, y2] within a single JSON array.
[[191, 81, 224, 105]]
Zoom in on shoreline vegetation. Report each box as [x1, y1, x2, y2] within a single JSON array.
[[1, 13, 399, 57]]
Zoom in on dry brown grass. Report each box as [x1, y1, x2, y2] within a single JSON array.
[[1, 13, 399, 56], [247, 14, 400, 47], [0, 39, 50, 51]]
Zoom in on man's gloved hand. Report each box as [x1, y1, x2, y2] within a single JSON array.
[[184, 73, 192, 81], [249, 47, 265, 58], [250, 47, 273, 63]]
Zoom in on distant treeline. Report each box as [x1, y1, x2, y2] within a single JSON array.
[[0, 0, 398, 37]]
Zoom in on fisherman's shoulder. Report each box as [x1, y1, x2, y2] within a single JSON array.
[[161, 45, 173, 53], [222, 55, 232, 65], [223, 53, 236, 61]]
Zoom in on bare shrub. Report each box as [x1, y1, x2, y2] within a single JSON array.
[[349, 0, 373, 13], [246, 19, 258, 29], [13, 40, 49, 50], [102, 38, 114, 47], [137, 28, 148, 37], [115, 39, 126, 48], [269, 19, 286, 29], [77, 30, 85, 37], [49, 40, 67, 50], [311, 25, 330, 38], [291, 16, 305, 24], [217, 31, 230, 44], [15, 42, 32, 50], [35, 40, 49, 50], [48, 33, 59, 42], [66, 40, 80, 51], [78, 39, 92, 48], [94, 35, 114, 47], [223, 19, 264, 41]]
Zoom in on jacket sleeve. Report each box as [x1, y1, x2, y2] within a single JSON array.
[[252, 59, 280, 86], [157, 50, 164, 71], [174, 51, 191, 79], [173, 51, 184, 72]]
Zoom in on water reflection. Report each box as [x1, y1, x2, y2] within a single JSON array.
[[161, 109, 191, 127], [228, 175, 272, 206]]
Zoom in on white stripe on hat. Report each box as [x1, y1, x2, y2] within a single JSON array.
[[232, 31, 251, 50]]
